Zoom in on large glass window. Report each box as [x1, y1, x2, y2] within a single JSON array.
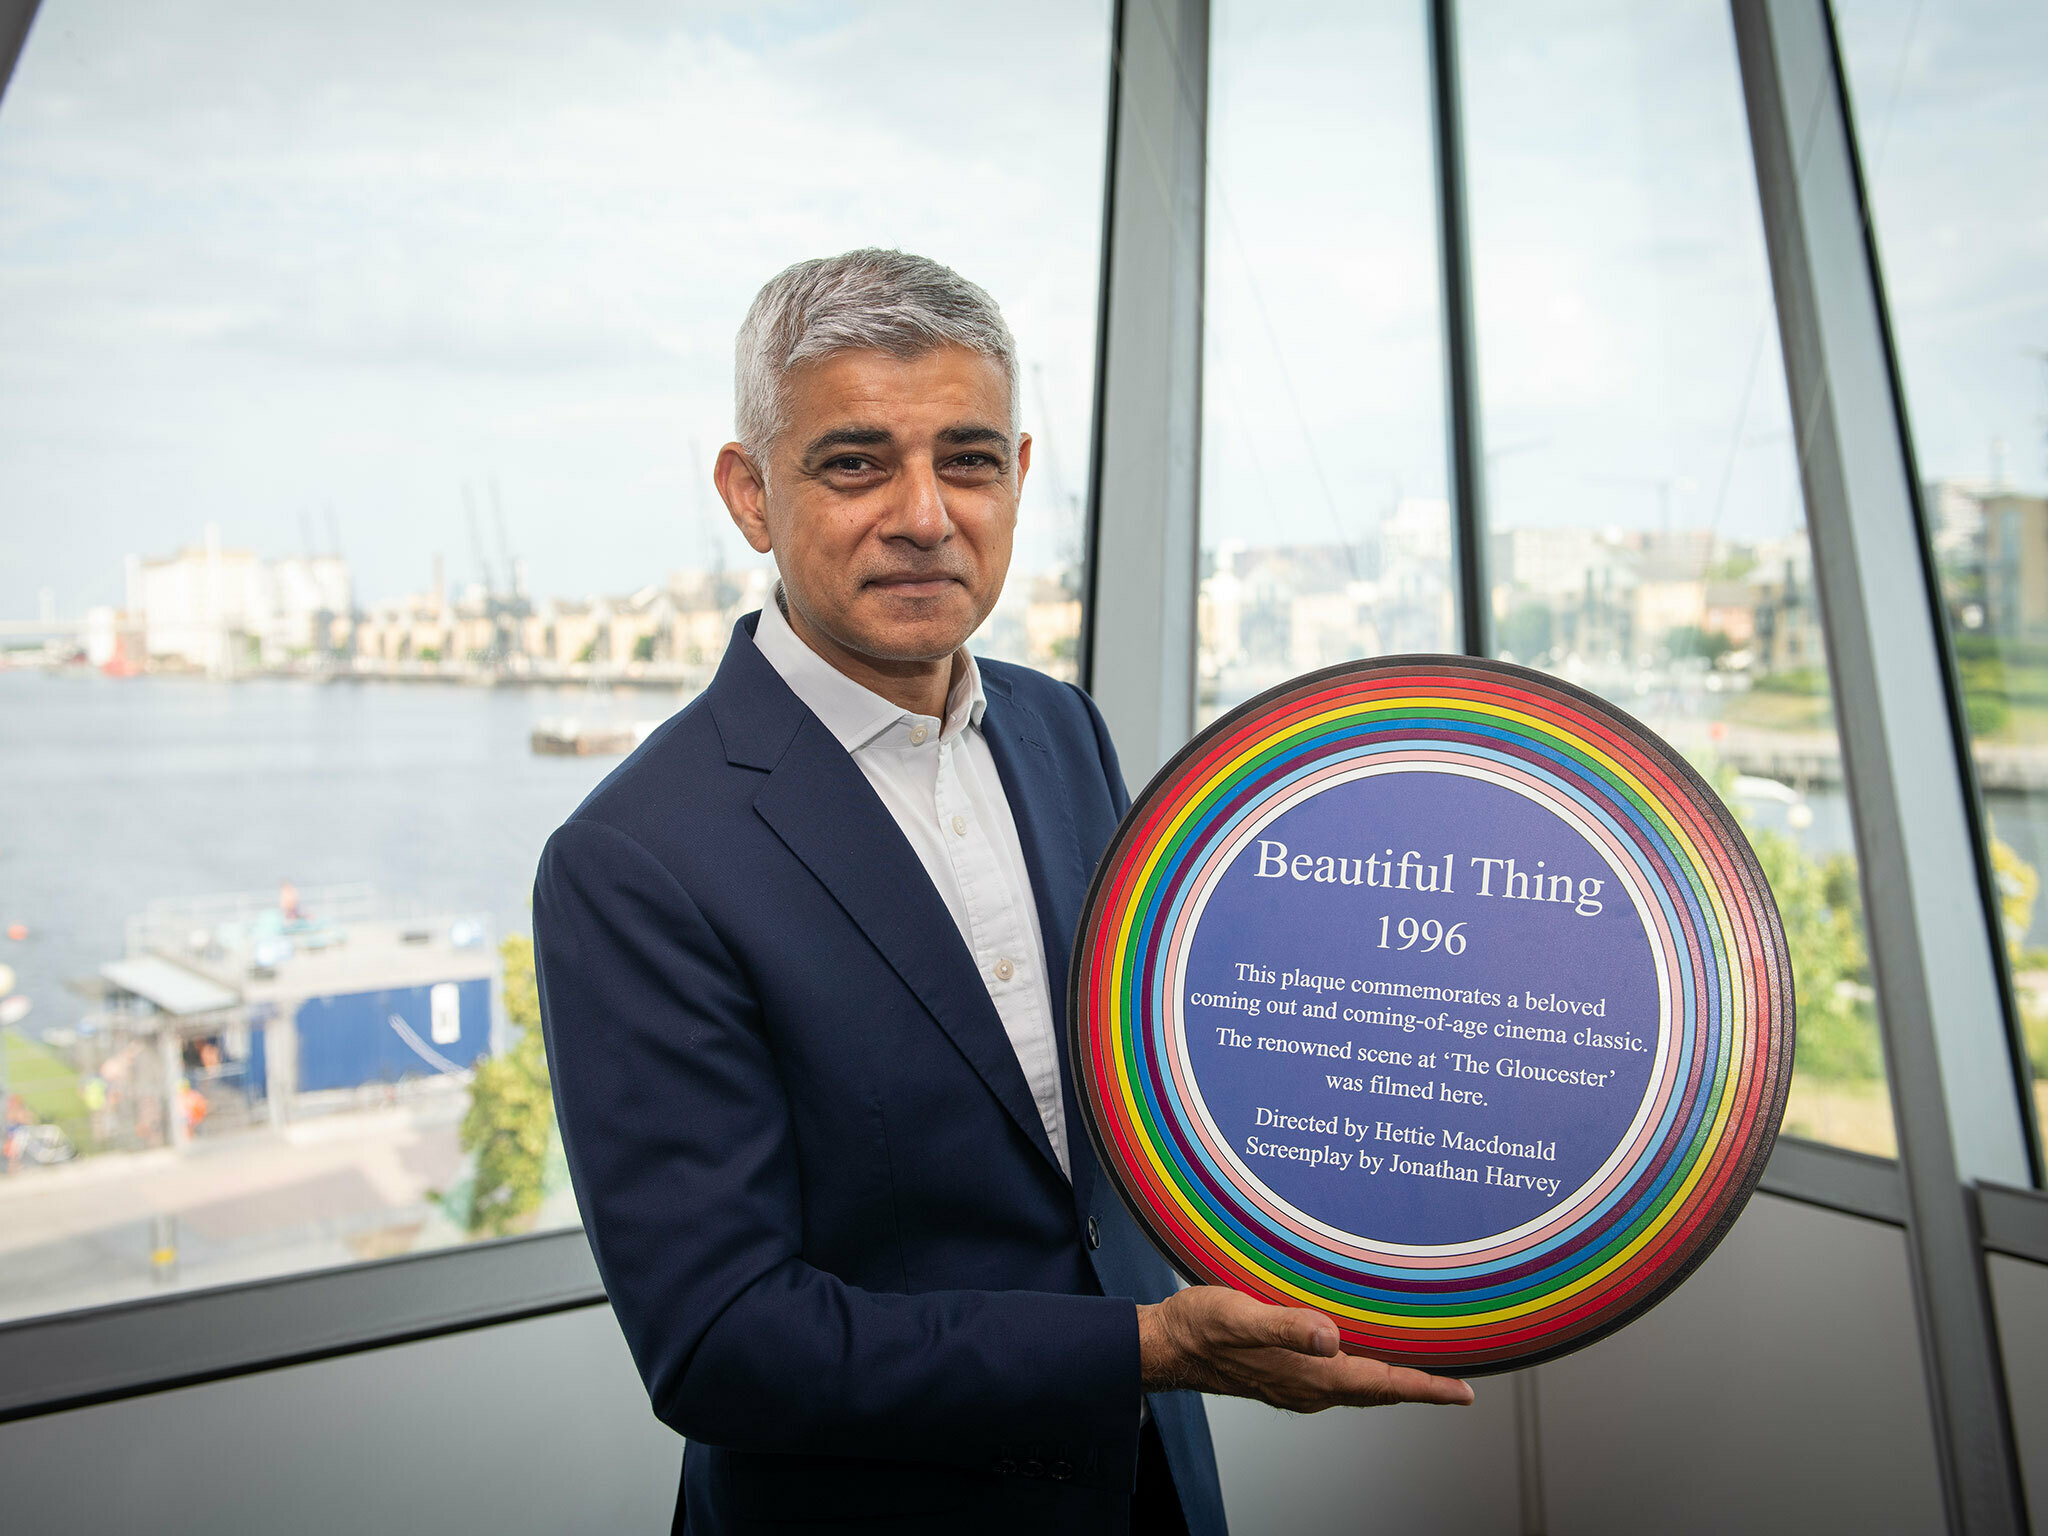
[[1837, 0, 2048, 1163], [1460, 0, 1895, 1156], [1198, 0, 1454, 729], [0, 0, 1111, 1322]]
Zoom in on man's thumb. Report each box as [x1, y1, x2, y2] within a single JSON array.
[[1269, 1306, 1341, 1357]]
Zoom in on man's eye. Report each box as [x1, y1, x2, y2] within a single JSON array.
[[948, 453, 1001, 472], [825, 457, 877, 474]]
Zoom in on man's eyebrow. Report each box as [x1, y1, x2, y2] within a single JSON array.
[[801, 426, 895, 460], [936, 424, 1012, 449]]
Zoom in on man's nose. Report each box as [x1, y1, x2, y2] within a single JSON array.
[[880, 459, 952, 547]]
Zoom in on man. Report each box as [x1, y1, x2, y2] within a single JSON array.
[[534, 250, 1472, 1536]]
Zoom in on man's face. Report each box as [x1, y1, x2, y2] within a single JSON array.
[[718, 344, 1028, 669]]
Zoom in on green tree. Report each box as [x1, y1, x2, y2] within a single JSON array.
[[459, 937, 556, 1235], [1990, 826, 2038, 964], [1988, 826, 2048, 1079], [1664, 625, 1732, 666], [1752, 666, 1829, 696], [1709, 761, 1883, 1084], [1965, 688, 2011, 738], [1745, 825, 1883, 1081]]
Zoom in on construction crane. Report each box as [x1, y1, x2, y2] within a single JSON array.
[[489, 479, 519, 598], [489, 478, 527, 659], [1028, 365, 1087, 592], [461, 483, 508, 667], [463, 483, 496, 596], [1585, 470, 1695, 538]]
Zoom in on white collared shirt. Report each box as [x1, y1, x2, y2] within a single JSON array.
[[753, 595, 1071, 1177]]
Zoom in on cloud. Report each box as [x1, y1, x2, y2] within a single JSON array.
[[3, 0, 2040, 618], [0, 0, 1114, 612]]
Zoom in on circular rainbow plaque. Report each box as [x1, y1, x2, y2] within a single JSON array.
[[1071, 657, 1793, 1373]]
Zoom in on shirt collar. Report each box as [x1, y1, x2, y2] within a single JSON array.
[[753, 586, 986, 754]]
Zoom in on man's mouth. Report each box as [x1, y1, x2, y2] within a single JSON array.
[[866, 573, 960, 596]]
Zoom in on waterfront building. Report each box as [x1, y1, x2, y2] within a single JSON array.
[[1981, 488, 2048, 641], [132, 528, 352, 673], [135, 525, 267, 673]]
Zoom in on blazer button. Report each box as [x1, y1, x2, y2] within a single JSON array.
[[1050, 1461, 1074, 1481], [1087, 1214, 1101, 1249], [995, 1457, 1016, 1476], [1021, 1460, 1044, 1480]]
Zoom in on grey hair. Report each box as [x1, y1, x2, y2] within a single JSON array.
[[733, 249, 1020, 468]]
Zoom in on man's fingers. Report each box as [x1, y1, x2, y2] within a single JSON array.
[[1376, 1364, 1475, 1406], [1291, 1356, 1476, 1408], [1219, 1296, 1340, 1357], [1182, 1290, 1473, 1408]]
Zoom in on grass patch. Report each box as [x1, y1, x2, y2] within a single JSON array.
[[1781, 1073, 1897, 1161], [3, 1029, 93, 1149], [1717, 689, 1840, 733]]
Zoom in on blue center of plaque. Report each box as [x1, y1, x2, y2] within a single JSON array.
[[1179, 767, 1661, 1248]]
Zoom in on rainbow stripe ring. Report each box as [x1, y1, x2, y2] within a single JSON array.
[[1071, 657, 1792, 1373]]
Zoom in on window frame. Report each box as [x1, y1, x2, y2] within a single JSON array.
[[13, 1129, 2031, 1426], [1091, 0, 2039, 1526], [0, 0, 1124, 1422], [1, 16, 2042, 1532], [1823, 0, 2048, 1188], [0, 1227, 603, 1423]]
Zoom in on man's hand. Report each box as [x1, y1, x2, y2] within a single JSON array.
[[1137, 1286, 1475, 1412]]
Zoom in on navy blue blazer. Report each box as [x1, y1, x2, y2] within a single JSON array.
[[534, 614, 1225, 1535]]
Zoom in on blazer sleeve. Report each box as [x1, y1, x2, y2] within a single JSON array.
[[533, 815, 1143, 1490]]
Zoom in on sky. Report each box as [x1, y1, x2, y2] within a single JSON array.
[[1203, 0, 1801, 558], [1836, 0, 2048, 490], [1199, 0, 2048, 558], [0, 0, 1112, 616], [1, 0, 2042, 619], [1201, 0, 1445, 554]]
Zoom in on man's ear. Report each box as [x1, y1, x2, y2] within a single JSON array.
[[714, 442, 775, 554], [1015, 432, 1032, 499]]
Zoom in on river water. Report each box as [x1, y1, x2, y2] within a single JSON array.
[[0, 669, 667, 1038], [1734, 770, 2048, 948], [5, 667, 2046, 1045]]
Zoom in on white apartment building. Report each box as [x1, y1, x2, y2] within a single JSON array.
[[133, 525, 352, 673]]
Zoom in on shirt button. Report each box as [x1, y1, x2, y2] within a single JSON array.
[[952, 814, 967, 836], [1087, 1214, 1101, 1249], [993, 956, 1014, 982], [909, 725, 928, 745]]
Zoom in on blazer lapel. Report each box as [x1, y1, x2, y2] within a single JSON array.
[[753, 728, 1066, 1179], [709, 621, 1066, 1181], [979, 674, 1099, 1215]]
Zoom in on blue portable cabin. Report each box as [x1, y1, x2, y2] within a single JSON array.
[[107, 887, 500, 1116], [245, 977, 493, 1096]]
